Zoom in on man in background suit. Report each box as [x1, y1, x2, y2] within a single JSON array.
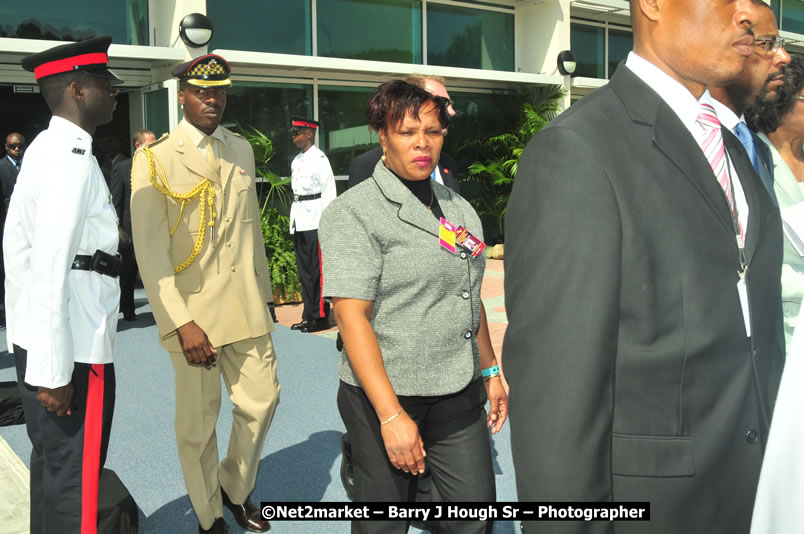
[[710, 3, 790, 204], [504, 1, 783, 533], [347, 75, 461, 193], [0, 132, 25, 318], [131, 55, 278, 534], [110, 129, 155, 321]]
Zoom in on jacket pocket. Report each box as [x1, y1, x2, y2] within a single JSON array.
[[611, 434, 695, 477]]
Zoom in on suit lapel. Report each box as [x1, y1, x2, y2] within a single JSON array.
[[219, 130, 235, 188], [174, 123, 221, 186], [373, 163, 440, 237]]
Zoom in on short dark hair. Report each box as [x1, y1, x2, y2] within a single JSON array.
[[39, 71, 90, 110], [366, 80, 449, 132], [747, 54, 804, 134]]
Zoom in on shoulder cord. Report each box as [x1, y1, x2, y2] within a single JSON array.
[[131, 146, 216, 273]]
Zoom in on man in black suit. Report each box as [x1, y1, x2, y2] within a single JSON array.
[[110, 129, 155, 321], [0, 132, 25, 316], [504, 1, 783, 533], [347, 75, 461, 193]]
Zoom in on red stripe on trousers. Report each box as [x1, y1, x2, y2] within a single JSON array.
[[318, 243, 325, 317], [81, 365, 104, 534]]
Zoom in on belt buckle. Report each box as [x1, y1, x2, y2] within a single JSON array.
[[293, 194, 300, 202]]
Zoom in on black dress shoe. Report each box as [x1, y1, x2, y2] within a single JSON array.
[[290, 320, 309, 330], [222, 490, 270, 532], [301, 318, 330, 333], [199, 517, 228, 534], [123, 312, 137, 321]]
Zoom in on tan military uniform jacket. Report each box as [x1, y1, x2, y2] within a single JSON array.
[[130, 121, 274, 352]]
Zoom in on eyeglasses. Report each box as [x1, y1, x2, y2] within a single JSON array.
[[5, 143, 24, 150], [754, 36, 786, 54], [795, 96, 804, 101]]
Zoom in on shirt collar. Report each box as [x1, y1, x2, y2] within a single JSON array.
[[624, 52, 705, 134], [6, 154, 20, 166], [710, 99, 743, 131], [181, 118, 225, 148], [49, 115, 92, 142]]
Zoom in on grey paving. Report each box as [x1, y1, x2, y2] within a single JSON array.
[[0, 289, 519, 533]]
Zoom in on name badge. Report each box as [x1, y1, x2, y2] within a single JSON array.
[[456, 226, 486, 258], [439, 217, 456, 253], [737, 277, 751, 338]]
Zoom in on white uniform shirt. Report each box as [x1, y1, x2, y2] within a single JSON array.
[[289, 144, 335, 233], [3, 116, 120, 388]]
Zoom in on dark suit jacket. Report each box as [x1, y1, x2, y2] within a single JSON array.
[[0, 155, 20, 219], [503, 66, 783, 534], [110, 157, 133, 236], [347, 146, 461, 193]]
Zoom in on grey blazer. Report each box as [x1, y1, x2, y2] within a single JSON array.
[[319, 160, 485, 396]]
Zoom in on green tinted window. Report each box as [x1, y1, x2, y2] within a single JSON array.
[[208, 0, 312, 55], [780, 0, 804, 35], [145, 89, 170, 140], [224, 83, 313, 177], [427, 4, 514, 71], [317, 0, 422, 63], [608, 29, 633, 78], [318, 85, 379, 176], [571, 24, 604, 78], [0, 0, 148, 45]]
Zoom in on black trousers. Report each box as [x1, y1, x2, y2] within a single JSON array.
[[119, 244, 138, 316], [15, 345, 116, 534], [293, 229, 329, 321], [338, 379, 495, 534]]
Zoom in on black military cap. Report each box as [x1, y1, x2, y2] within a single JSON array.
[[21, 36, 122, 84], [172, 54, 232, 87]]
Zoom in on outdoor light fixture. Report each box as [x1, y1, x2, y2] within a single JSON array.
[[557, 50, 577, 76], [179, 13, 214, 48]]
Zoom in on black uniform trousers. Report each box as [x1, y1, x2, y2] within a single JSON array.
[[338, 379, 495, 534], [293, 229, 329, 321], [119, 243, 138, 316], [15, 345, 116, 534]]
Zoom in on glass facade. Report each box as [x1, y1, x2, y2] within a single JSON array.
[[571, 24, 604, 78], [318, 85, 379, 176], [774, 0, 804, 35], [208, 0, 312, 55], [0, 0, 148, 45], [145, 89, 171, 140], [427, 3, 514, 71], [571, 22, 632, 79], [317, 0, 422, 63], [224, 82, 313, 177]]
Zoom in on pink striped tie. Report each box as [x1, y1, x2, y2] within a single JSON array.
[[696, 102, 744, 244]]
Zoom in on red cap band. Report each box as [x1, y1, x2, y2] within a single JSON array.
[[34, 52, 109, 80], [292, 120, 318, 129]]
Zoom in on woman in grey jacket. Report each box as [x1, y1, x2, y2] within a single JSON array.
[[319, 80, 507, 534]]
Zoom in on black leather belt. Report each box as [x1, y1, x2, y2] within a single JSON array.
[[293, 193, 321, 202], [72, 251, 123, 278]]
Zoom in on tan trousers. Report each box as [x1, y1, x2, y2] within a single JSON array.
[[170, 333, 280, 529]]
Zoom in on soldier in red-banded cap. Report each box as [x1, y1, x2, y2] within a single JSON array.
[[7, 36, 121, 534], [130, 54, 277, 534]]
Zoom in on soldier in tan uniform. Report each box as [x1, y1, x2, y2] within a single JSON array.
[[130, 54, 278, 534]]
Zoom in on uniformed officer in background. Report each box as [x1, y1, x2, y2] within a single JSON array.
[[130, 54, 278, 534], [7, 36, 121, 534], [289, 116, 336, 333]]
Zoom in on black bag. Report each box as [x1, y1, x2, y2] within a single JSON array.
[[0, 381, 24, 426], [98, 468, 139, 534]]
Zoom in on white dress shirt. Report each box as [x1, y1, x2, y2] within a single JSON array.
[[3, 116, 120, 388], [289, 144, 336, 233], [626, 52, 749, 235]]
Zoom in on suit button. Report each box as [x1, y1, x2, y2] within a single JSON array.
[[460, 252, 468, 260], [225, 217, 231, 223], [231, 267, 236, 272], [227, 242, 232, 248], [464, 330, 471, 339], [462, 291, 470, 299], [745, 429, 759, 444]]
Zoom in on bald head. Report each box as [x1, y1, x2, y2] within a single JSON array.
[[5, 132, 25, 161], [630, 0, 763, 97], [405, 75, 455, 118]]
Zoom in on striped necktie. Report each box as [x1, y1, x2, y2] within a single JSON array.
[[695, 102, 744, 244]]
